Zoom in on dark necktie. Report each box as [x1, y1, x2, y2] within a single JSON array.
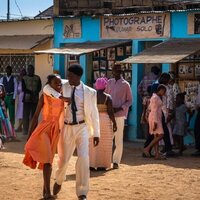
[[71, 86, 77, 124]]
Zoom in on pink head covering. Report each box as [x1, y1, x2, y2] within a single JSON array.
[[95, 77, 108, 90]]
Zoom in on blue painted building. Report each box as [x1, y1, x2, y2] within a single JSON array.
[[46, 9, 200, 141]]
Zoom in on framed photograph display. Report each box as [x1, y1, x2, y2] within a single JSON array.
[[124, 72, 132, 82], [122, 63, 131, 70], [93, 61, 99, 70], [100, 60, 107, 70], [68, 54, 80, 67], [126, 46, 132, 55], [108, 60, 115, 70], [184, 81, 199, 109], [117, 46, 124, 56], [178, 63, 194, 79], [100, 71, 106, 77], [107, 70, 113, 79], [195, 63, 200, 77], [100, 49, 106, 57], [93, 51, 100, 58], [107, 48, 115, 60], [69, 55, 79, 61], [91, 42, 132, 85], [93, 71, 100, 80]]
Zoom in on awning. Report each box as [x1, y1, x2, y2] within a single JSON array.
[[35, 40, 132, 55], [121, 39, 200, 64], [0, 35, 53, 50]]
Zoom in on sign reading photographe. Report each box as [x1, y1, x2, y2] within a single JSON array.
[[63, 19, 81, 38], [101, 13, 170, 39]]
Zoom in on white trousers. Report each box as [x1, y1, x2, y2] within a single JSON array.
[[113, 117, 125, 164], [56, 123, 89, 197]]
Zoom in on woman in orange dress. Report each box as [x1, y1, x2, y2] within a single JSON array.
[[23, 74, 69, 200]]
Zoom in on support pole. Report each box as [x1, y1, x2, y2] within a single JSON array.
[[7, 0, 10, 20]]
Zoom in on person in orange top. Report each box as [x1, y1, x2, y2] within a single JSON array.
[[23, 74, 70, 200]]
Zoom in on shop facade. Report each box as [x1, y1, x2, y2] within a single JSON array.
[[0, 18, 54, 87], [39, 9, 200, 141]]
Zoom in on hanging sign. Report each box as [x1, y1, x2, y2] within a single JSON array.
[[101, 13, 170, 39]]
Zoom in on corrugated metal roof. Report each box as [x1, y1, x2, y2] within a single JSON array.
[[35, 39, 131, 55], [121, 38, 200, 64], [34, 6, 54, 19], [0, 35, 53, 50]]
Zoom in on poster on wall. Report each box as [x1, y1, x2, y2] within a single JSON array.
[[63, 19, 81, 38], [195, 63, 200, 76], [101, 13, 170, 39], [100, 60, 107, 70], [178, 63, 194, 79], [93, 71, 100, 80], [108, 60, 115, 70], [107, 48, 116, 60], [93, 61, 99, 70], [184, 81, 199, 109], [117, 47, 124, 56]]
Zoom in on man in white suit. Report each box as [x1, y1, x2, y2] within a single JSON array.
[[43, 64, 100, 200]]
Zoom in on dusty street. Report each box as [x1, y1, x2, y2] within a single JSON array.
[[0, 133, 200, 200]]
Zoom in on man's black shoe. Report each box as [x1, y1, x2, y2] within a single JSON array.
[[53, 182, 61, 195], [113, 163, 119, 169], [78, 195, 87, 200]]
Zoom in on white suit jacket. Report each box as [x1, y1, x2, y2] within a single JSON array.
[[43, 81, 100, 138]]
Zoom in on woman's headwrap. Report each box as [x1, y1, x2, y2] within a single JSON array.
[[95, 77, 108, 90]]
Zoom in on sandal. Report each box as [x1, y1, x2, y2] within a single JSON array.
[[143, 150, 151, 158], [154, 155, 167, 160], [44, 194, 55, 200]]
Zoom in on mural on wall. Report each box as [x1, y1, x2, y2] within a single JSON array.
[[63, 19, 81, 38], [101, 13, 170, 39]]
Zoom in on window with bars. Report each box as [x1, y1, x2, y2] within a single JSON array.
[[0, 54, 34, 75]]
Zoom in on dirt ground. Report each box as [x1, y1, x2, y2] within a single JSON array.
[[0, 133, 200, 200]]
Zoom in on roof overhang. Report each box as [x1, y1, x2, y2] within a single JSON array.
[[0, 35, 53, 50], [35, 40, 132, 55], [121, 38, 200, 64]]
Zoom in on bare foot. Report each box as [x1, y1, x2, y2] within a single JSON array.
[[143, 149, 150, 158]]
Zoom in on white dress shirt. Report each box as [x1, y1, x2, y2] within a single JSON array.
[[65, 83, 84, 123]]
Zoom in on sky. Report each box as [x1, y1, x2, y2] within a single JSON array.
[[0, 0, 53, 19]]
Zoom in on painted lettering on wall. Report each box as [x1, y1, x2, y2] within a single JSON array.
[[101, 13, 170, 39]]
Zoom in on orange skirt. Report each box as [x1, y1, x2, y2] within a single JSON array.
[[23, 120, 60, 170]]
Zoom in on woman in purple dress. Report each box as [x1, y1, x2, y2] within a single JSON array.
[[15, 68, 26, 132]]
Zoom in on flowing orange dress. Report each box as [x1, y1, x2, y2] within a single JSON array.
[[23, 94, 64, 169]]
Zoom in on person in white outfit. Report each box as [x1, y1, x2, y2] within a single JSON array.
[[43, 64, 100, 200]]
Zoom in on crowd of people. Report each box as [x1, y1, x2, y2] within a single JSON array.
[[1, 63, 200, 200], [139, 66, 200, 159], [0, 64, 41, 149]]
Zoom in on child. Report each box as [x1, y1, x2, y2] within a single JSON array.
[[173, 92, 188, 155], [143, 84, 167, 160], [23, 74, 70, 200], [0, 83, 16, 140]]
